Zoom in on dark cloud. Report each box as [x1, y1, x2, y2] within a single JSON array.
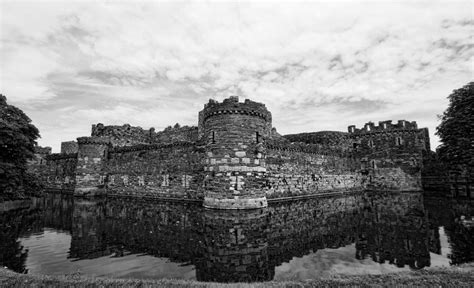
[[281, 96, 388, 115]]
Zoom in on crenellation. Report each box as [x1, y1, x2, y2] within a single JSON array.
[[32, 96, 433, 207], [201, 96, 272, 124], [348, 120, 420, 134], [347, 120, 429, 191]]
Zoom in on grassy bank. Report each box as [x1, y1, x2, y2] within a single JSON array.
[[1, 265, 473, 287]]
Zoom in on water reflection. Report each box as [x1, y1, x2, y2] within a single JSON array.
[[424, 198, 474, 265], [199, 209, 271, 282], [0, 192, 472, 282]]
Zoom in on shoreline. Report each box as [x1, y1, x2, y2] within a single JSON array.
[[1, 265, 473, 287]]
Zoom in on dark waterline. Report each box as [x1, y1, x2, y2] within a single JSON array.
[[0, 192, 473, 283]]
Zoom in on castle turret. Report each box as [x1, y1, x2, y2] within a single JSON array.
[[348, 120, 430, 191], [200, 96, 271, 209], [74, 136, 111, 196]]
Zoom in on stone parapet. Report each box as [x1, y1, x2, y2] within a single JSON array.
[[77, 136, 112, 145], [348, 120, 419, 134], [34, 146, 52, 154], [109, 141, 195, 153], [46, 153, 77, 161], [201, 96, 271, 123]]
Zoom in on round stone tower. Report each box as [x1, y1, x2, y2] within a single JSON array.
[[199, 96, 271, 209]]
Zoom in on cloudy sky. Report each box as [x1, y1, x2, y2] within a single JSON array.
[[1, 0, 472, 152]]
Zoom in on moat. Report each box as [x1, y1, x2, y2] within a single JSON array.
[[1, 191, 473, 282]]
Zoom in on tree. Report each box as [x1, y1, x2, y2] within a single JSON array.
[[436, 82, 474, 166], [0, 94, 40, 199]]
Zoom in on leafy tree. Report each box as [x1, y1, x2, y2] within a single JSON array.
[[0, 94, 40, 199], [436, 82, 474, 166]]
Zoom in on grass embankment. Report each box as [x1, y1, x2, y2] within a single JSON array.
[[1, 265, 473, 287]]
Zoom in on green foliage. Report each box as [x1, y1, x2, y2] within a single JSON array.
[[436, 82, 474, 166], [0, 94, 40, 199]]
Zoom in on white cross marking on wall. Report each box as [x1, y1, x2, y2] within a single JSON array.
[[231, 175, 244, 190]]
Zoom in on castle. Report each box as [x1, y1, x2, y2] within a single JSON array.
[[29, 96, 432, 209]]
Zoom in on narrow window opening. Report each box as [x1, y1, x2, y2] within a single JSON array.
[[396, 137, 402, 146], [256, 132, 261, 143], [367, 126, 371, 131], [368, 140, 374, 148], [372, 160, 376, 169], [212, 131, 215, 144]]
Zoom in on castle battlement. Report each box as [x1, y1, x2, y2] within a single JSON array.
[[34, 146, 52, 154], [201, 96, 271, 122], [77, 136, 112, 145], [33, 96, 432, 208], [348, 120, 419, 134], [46, 153, 77, 161]]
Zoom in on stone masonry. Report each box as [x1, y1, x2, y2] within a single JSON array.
[[31, 96, 433, 208]]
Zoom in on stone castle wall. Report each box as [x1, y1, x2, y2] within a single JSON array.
[[31, 97, 433, 204], [105, 142, 205, 199], [264, 146, 366, 198], [348, 120, 429, 191], [60, 141, 78, 154], [91, 123, 198, 147], [91, 123, 152, 147], [43, 153, 77, 190], [283, 131, 352, 153], [154, 125, 199, 143]]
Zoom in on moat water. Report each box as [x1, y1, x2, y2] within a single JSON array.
[[1, 192, 473, 282]]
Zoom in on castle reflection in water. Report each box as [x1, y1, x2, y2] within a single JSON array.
[[1, 192, 473, 282]]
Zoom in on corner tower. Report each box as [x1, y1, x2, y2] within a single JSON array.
[[199, 96, 271, 209], [74, 136, 111, 196], [348, 120, 430, 191]]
